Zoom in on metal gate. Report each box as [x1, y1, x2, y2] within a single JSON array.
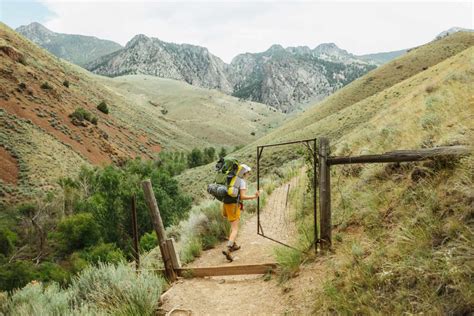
[[256, 138, 318, 252]]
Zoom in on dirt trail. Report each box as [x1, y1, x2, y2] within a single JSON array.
[[160, 173, 312, 315]]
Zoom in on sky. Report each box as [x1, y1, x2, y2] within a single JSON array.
[[1, 0, 472, 63]]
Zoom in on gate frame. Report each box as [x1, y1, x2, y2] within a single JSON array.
[[256, 138, 319, 253]]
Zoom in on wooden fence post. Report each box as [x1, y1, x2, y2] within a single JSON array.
[[319, 138, 331, 250], [141, 179, 177, 281], [131, 195, 140, 273]]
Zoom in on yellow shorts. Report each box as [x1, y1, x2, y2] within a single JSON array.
[[222, 203, 241, 222]]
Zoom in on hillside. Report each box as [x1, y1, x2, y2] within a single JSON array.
[[0, 23, 282, 203], [357, 49, 407, 65], [16, 22, 122, 67], [176, 31, 474, 201], [99, 75, 285, 150], [165, 32, 473, 314]]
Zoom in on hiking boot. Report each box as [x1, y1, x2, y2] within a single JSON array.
[[228, 244, 241, 252], [222, 250, 233, 262]]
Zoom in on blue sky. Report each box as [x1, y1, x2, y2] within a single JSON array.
[[1, 1, 55, 28], [1, 1, 472, 63]]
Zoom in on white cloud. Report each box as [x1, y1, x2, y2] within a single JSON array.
[[38, 0, 473, 63]]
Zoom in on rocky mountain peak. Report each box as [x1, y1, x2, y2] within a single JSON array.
[[17, 22, 53, 34], [285, 46, 312, 55], [125, 34, 151, 48], [16, 22, 55, 42], [266, 44, 285, 54], [313, 43, 344, 54], [16, 22, 122, 66]]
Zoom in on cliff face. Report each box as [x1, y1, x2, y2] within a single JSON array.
[[86, 34, 233, 93], [16, 22, 122, 66], [227, 44, 376, 112]]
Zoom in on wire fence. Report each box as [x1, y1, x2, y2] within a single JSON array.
[[257, 139, 318, 252]]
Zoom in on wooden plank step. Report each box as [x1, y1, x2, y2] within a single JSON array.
[[176, 263, 278, 278]]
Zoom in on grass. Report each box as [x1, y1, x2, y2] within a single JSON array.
[[2, 262, 165, 316], [100, 75, 285, 151], [312, 155, 474, 314]]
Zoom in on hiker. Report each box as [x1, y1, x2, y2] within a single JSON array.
[[222, 163, 261, 261]]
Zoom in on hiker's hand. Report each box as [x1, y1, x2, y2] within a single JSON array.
[[255, 190, 262, 199]]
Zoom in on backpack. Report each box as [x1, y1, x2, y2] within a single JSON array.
[[214, 157, 239, 184], [207, 157, 242, 203]]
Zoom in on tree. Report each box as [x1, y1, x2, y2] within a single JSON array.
[[219, 147, 227, 158], [203, 147, 216, 164], [55, 213, 101, 253], [187, 148, 203, 168]]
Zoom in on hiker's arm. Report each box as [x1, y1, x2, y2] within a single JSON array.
[[239, 188, 261, 200]]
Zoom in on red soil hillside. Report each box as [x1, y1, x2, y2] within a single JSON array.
[[0, 23, 161, 202]]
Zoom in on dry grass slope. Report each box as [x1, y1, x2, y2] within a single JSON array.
[[0, 23, 283, 202], [177, 32, 474, 201], [99, 75, 285, 151]]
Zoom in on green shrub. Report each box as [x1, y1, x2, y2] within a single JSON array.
[[140, 232, 158, 252], [36, 262, 69, 285], [6, 282, 74, 315], [5, 263, 164, 315], [81, 243, 124, 265], [69, 107, 91, 122], [70, 263, 165, 315], [62, 80, 69, 88], [40, 82, 52, 90], [187, 148, 203, 168], [0, 228, 17, 256], [69, 252, 88, 275], [0, 261, 36, 292], [69, 108, 98, 125], [97, 101, 109, 114], [55, 213, 101, 253], [180, 237, 202, 264]]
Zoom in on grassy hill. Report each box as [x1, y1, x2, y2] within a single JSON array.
[[99, 75, 284, 151], [172, 32, 473, 314], [0, 23, 283, 203], [176, 31, 474, 201]]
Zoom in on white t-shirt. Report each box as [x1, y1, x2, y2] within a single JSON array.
[[239, 178, 247, 190]]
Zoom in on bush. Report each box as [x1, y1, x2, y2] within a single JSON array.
[[81, 243, 124, 265], [55, 213, 101, 253], [40, 82, 52, 90], [140, 232, 158, 252], [5, 282, 73, 315], [97, 101, 109, 114], [68, 252, 88, 275], [0, 228, 17, 256], [0, 261, 36, 292], [70, 263, 165, 315], [187, 148, 203, 168], [5, 263, 164, 315], [36, 262, 69, 285], [62, 80, 69, 88], [69, 107, 91, 122]]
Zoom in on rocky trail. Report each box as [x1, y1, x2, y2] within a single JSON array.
[[159, 173, 326, 315]]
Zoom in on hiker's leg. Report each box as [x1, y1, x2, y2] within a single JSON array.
[[228, 219, 240, 243]]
